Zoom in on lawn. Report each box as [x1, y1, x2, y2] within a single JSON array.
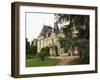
[[26, 58, 60, 67]]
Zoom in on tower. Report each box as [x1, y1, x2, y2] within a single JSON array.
[[53, 14, 60, 33]]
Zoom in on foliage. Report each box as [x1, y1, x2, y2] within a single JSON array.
[[26, 38, 30, 50], [57, 14, 89, 39], [57, 14, 89, 59], [76, 39, 89, 57], [26, 38, 31, 58], [59, 37, 89, 57], [57, 14, 89, 27], [30, 45, 37, 57], [26, 38, 37, 59], [38, 47, 50, 61]]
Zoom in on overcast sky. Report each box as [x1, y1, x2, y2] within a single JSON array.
[[26, 13, 55, 42]]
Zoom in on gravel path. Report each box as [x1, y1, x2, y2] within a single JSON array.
[[49, 56, 80, 65]]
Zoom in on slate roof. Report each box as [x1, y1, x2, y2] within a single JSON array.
[[39, 25, 52, 37], [39, 22, 60, 37]]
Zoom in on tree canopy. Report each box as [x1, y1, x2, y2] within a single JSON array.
[[57, 14, 89, 39], [57, 14, 89, 57]]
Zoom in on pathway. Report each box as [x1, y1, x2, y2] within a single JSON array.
[[49, 56, 80, 65]]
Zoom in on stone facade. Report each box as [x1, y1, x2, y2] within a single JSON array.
[[37, 28, 65, 56]]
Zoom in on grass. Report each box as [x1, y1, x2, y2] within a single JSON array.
[[26, 57, 60, 67]]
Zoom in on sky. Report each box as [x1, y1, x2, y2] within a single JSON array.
[[26, 13, 55, 43]]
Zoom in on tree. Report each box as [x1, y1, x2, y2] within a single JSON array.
[[26, 38, 31, 58], [26, 38, 30, 50], [30, 45, 37, 57], [57, 14, 89, 58], [57, 14, 89, 39], [26, 38, 37, 58]]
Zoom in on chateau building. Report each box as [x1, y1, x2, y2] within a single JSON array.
[[37, 20, 78, 56]]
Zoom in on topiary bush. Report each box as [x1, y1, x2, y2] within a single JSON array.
[[38, 47, 50, 61]]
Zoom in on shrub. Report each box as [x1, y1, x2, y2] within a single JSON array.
[[38, 47, 50, 61]]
